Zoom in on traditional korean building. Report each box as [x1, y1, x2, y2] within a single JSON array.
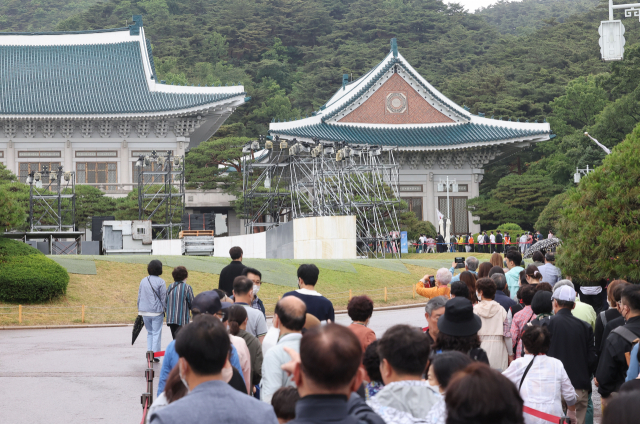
[[269, 39, 553, 234], [0, 16, 246, 198]]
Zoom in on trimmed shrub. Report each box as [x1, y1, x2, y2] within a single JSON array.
[[0, 237, 43, 257], [556, 123, 640, 283], [0, 238, 69, 302], [497, 223, 523, 232]]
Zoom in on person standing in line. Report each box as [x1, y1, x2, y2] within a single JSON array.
[[416, 268, 452, 300], [347, 296, 376, 352], [362, 341, 384, 400], [423, 296, 448, 347], [520, 233, 528, 254], [537, 252, 562, 285], [417, 234, 424, 253], [468, 233, 474, 253], [495, 230, 503, 254], [271, 387, 300, 424], [596, 285, 640, 407], [510, 285, 538, 359], [233, 276, 268, 343], [449, 256, 479, 283], [505, 251, 525, 300], [546, 285, 597, 423], [156, 291, 244, 396], [261, 297, 306, 403], [228, 304, 263, 395], [553, 280, 597, 330], [423, 235, 429, 254], [242, 267, 266, 317], [149, 315, 279, 424], [433, 297, 490, 364], [489, 231, 496, 254], [367, 325, 440, 423], [165, 266, 194, 340], [504, 232, 511, 250], [218, 246, 246, 297], [138, 259, 167, 361], [444, 363, 525, 424], [474, 278, 513, 371], [281, 324, 366, 424], [595, 280, 629, 355], [283, 264, 335, 323], [477, 232, 484, 254], [436, 233, 445, 253], [503, 325, 578, 424], [425, 351, 473, 424]]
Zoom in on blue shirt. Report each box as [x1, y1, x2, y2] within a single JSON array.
[[505, 266, 524, 300], [449, 268, 477, 283], [626, 343, 640, 382], [157, 340, 243, 396]]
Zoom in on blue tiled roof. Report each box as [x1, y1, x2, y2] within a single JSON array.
[[270, 122, 551, 147], [0, 42, 244, 115]]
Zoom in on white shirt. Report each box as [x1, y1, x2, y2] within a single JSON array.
[[503, 355, 577, 424], [520, 235, 528, 243], [490, 234, 496, 243]]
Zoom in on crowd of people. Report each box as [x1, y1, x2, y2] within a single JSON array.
[[415, 230, 554, 254], [136, 245, 640, 424]]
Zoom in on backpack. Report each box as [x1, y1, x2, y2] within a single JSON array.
[[600, 310, 609, 329], [611, 326, 640, 366]]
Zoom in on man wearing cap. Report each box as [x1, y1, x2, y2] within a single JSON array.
[[546, 285, 598, 424], [157, 291, 244, 395], [554, 280, 597, 330]]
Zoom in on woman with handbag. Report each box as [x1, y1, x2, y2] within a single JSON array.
[[137, 260, 167, 361], [503, 325, 577, 424], [165, 266, 194, 340]]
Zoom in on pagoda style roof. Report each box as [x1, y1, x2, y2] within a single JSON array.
[[269, 39, 551, 151], [0, 16, 247, 119]]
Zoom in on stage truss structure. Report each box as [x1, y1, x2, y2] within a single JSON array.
[[26, 165, 76, 232], [242, 136, 402, 258], [135, 150, 185, 240]]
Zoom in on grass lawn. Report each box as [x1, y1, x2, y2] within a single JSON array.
[[0, 252, 506, 326]]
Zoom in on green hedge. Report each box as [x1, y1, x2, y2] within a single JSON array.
[[0, 238, 69, 302]]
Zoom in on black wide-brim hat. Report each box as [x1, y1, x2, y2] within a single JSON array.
[[437, 297, 482, 337]]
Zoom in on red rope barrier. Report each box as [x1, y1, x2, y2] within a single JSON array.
[[154, 351, 165, 358], [522, 406, 562, 423], [140, 397, 149, 424]]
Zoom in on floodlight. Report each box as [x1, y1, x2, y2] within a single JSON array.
[[34, 172, 42, 182], [336, 150, 343, 161], [242, 143, 252, 153], [174, 157, 180, 166], [64, 172, 72, 182], [26, 174, 33, 184], [265, 140, 273, 150], [50, 172, 57, 181], [264, 175, 271, 189], [135, 155, 144, 167], [144, 156, 151, 166], [280, 140, 288, 150], [251, 140, 260, 150]]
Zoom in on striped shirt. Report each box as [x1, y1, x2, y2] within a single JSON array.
[[165, 281, 194, 326]]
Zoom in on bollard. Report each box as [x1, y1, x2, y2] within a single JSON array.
[[146, 351, 154, 366], [81, 305, 85, 323], [18, 305, 22, 324], [349, 289, 352, 301], [384, 287, 387, 302]]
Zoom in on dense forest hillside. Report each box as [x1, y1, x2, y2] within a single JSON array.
[[0, 0, 103, 32], [477, 0, 601, 35], [2, 0, 639, 229]]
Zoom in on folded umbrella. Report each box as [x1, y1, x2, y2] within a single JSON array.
[[132, 315, 144, 345]]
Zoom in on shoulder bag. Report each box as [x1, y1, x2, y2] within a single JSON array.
[[519, 356, 536, 391], [147, 277, 165, 316]]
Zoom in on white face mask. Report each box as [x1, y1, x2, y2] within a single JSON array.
[[253, 284, 260, 296], [476, 291, 482, 301], [178, 360, 191, 395]]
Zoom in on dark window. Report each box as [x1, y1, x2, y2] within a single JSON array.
[[402, 197, 423, 220]]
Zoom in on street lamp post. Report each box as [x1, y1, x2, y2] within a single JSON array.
[[438, 177, 458, 246]]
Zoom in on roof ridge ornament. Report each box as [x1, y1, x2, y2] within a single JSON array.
[[130, 15, 143, 36], [390, 38, 398, 58]]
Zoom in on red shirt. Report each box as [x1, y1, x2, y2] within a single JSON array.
[[348, 323, 377, 352]]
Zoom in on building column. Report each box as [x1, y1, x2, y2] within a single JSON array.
[[470, 169, 484, 233], [121, 140, 130, 186], [64, 140, 72, 172], [425, 171, 435, 226], [6, 140, 15, 174]]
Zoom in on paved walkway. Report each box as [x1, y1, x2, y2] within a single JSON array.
[[0, 306, 426, 423]]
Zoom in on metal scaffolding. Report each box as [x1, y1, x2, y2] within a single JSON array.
[[243, 136, 402, 258], [26, 165, 76, 232], [135, 150, 185, 240]]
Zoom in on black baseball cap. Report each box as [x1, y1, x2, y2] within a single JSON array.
[[191, 291, 232, 316]]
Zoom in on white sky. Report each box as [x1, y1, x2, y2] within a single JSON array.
[[446, 0, 522, 13]]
